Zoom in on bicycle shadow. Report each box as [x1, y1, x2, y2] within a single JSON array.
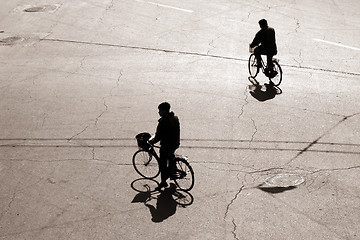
[[248, 77, 282, 102], [131, 178, 194, 223]]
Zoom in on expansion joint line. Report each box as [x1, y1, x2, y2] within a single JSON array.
[[41, 38, 360, 76]]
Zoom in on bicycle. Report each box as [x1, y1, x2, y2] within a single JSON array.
[[248, 48, 282, 86], [132, 132, 195, 191]]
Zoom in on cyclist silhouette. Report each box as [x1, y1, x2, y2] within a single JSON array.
[[149, 102, 180, 191], [250, 19, 277, 73]]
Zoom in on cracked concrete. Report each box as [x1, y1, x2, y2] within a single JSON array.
[[0, 0, 359, 239], [224, 185, 244, 240]]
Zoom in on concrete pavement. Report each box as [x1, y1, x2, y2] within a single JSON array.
[[0, 0, 359, 239]]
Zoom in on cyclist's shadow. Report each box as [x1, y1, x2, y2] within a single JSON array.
[[131, 179, 193, 223], [144, 184, 177, 222], [248, 77, 282, 102]]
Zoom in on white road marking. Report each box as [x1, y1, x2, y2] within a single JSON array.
[[313, 38, 360, 51], [135, 0, 193, 13]]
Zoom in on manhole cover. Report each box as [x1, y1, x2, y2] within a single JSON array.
[[0, 36, 24, 45], [24, 7, 46, 12], [265, 174, 305, 187], [23, 4, 60, 13]]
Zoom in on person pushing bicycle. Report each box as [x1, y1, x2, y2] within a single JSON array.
[[250, 19, 278, 79], [149, 102, 180, 191]]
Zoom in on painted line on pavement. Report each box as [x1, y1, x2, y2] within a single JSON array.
[[135, 0, 193, 13], [313, 38, 360, 51]]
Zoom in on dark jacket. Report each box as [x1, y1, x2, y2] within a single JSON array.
[[250, 27, 277, 55], [152, 112, 180, 149]]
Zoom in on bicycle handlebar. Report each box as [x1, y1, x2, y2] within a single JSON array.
[[249, 44, 255, 53]]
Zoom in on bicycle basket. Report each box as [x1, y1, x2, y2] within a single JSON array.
[[135, 132, 151, 150]]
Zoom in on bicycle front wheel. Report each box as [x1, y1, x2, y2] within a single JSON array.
[[248, 54, 259, 78], [270, 60, 282, 86], [132, 150, 160, 179], [173, 159, 194, 191]]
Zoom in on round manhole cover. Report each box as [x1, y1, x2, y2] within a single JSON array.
[[0, 36, 24, 45], [265, 174, 305, 187], [24, 6, 46, 12]]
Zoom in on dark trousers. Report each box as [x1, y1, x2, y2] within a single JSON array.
[[159, 147, 176, 183], [254, 46, 274, 68]]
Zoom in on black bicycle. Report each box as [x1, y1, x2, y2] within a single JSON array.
[[132, 132, 195, 191], [248, 51, 282, 86]]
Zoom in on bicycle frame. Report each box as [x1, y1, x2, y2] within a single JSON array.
[[146, 144, 160, 164], [256, 55, 268, 73], [147, 143, 186, 162], [145, 144, 187, 174]]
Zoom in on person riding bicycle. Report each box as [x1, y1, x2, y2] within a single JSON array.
[[250, 19, 278, 79], [149, 102, 180, 191]]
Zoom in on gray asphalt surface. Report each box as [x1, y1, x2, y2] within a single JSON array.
[[0, 0, 359, 239]]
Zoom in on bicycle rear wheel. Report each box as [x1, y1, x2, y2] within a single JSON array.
[[248, 54, 259, 78], [132, 150, 160, 179], [173, 158, 194, 191], [270, 60, 282, 86]]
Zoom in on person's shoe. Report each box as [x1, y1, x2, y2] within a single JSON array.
[[155, 182, 168, 191]]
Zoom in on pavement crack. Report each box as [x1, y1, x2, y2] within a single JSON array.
[[247, 167, 287, 174], [95, 99, 108, 126], [207, 39, 215, 55], [224, 185, 244, 239], [249, 118, 257, 148], [294, 17, 300, 32], [224, 186, 244, 218], [207, 37, 220, 55], [238, 87, 249, 118], [231, 217, 240, 240], [0, 185, 18, 222], [149, 80, 165, 92], [311, 165, 360, 173], [116, 71, 122, 87], [99, 0, 115, 23], [67, 126, 89, 142], [95, 71, 122, 126]]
